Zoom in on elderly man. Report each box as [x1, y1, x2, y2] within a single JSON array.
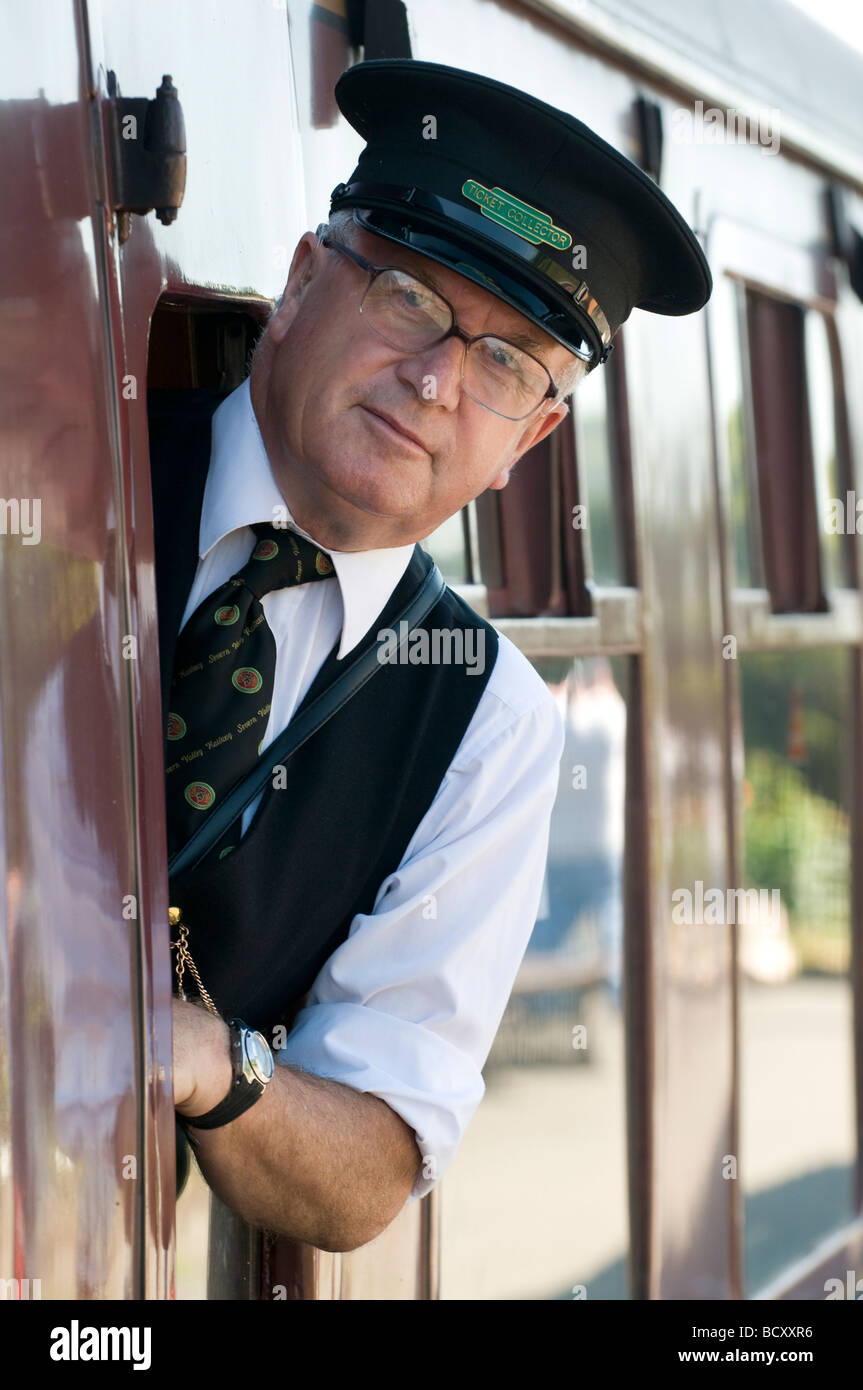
[[158, 59, 710, 1253]]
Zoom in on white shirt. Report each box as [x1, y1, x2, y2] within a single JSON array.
[[181, 380, 565, 1200]]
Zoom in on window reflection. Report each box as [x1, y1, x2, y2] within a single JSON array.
[[740, 648, 855, 1292], [710, 276, 758, 589], [423, 502, 480, 585], [805, 312, 852, 592], [573, 366, 622, 586], [422, 508, 470, 584], [532, 656, 625, 1003], [441, 655, 630, 1301]]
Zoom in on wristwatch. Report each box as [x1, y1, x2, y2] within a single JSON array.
[[182, 1017, 275, 1130]]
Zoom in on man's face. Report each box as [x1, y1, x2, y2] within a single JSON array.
[[250, 222, 577, 551]]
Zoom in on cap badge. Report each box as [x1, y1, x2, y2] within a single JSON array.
[[461, 179, 572, 251]]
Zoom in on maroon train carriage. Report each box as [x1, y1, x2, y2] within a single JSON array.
[[1, 0, 863, 1301]]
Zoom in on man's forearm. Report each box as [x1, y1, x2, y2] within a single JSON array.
[[174, 1000, 421, 1251]]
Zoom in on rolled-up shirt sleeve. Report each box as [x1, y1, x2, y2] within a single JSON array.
[[276, 635, 565, 1200]]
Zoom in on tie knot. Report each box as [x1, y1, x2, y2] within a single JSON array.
[[239, 522, 334, 598]]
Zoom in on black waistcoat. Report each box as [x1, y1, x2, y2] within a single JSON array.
[[148, 388, 498, 1034]]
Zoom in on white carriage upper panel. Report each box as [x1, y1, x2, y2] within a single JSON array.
[[85, 0, 307, 301]]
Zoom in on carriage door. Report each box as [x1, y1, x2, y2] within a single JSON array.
[[77, 0, 305, 1297]]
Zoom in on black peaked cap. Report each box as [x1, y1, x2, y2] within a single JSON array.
[[330, 60, 712, 367]]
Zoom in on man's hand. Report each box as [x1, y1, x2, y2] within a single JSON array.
[[171, 996, 421, 1250], [172, 996, 232, 1116]]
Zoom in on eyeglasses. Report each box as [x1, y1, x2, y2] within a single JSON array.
[[318, 232, 560, 421]]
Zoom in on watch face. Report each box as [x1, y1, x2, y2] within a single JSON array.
[[245, 1029, 275, 1084]]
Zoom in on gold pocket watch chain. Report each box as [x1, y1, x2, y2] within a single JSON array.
[[169, 907, 220, 1017]]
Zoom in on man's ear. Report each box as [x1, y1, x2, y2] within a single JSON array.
[[266, 232, 320, 345], [486, 399, 571, 491]]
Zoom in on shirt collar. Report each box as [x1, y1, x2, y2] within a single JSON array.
[[201, 379, 416, 660]]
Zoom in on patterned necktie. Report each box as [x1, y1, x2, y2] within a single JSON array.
[[165, 521, 334, 860]]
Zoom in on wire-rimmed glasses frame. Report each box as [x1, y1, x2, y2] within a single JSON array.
[[317, 229, 560, 421]]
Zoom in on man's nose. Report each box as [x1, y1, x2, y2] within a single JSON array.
[[395, 334, 465, 411]]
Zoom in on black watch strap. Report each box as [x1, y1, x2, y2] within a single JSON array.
[[183, 1075, 265, 1130], [181, 1018, 272, 1131]]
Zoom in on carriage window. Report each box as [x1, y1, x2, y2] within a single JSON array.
[[148, 302, 264, 392], [430, 348, 628, 616], [739, 647, 856, 1292], [714, 282, 854, 602], [744, 290, 826, 613], [441, 655, 631, 1300]]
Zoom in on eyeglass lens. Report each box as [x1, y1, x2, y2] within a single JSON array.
[[362, 268, 550, 419]]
